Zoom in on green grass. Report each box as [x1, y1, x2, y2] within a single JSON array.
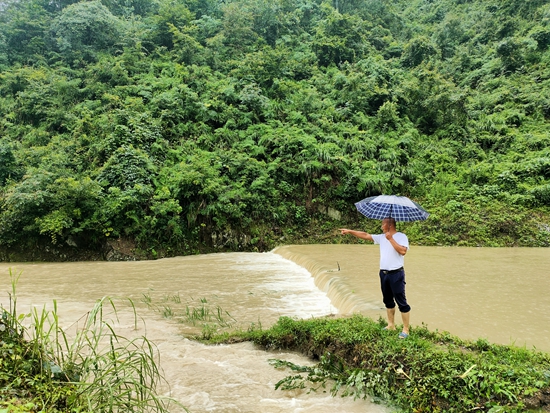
[[209, 315, 550, 413]]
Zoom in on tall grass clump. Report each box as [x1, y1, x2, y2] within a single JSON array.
[[1, 270, 182, 413], [226, 315, 550, 412]]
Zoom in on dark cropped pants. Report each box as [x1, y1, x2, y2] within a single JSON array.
[[379, 268, 411, 313]]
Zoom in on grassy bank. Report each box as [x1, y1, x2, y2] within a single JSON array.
[[0, 271, 178, 413], [208, 315, 550, 412]]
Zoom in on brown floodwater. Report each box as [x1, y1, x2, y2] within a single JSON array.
[[0, 251, 385, 413], [1, 244, 548, 412], [275, 244, 550, 352]]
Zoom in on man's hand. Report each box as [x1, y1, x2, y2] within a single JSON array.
[[386, 234, 407, 255]]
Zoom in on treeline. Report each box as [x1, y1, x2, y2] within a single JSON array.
[[0, 0, 549, 259]]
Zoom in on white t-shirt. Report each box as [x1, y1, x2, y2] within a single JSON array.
[[371, 232, 409, 270]]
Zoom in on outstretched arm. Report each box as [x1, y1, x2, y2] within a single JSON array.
[[339, 229, 374, 242]]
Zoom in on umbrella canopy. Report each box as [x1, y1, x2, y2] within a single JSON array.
[[354, 195, 429, 222]]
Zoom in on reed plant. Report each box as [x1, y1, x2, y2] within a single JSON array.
[[1, 270, 182, 413]]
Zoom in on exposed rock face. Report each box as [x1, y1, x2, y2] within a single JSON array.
[[104, 238, 141, 261], [0, 237, 141, 262], [522, 389, 550, 411]]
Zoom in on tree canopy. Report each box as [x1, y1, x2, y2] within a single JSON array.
[[1, 0, 549, 259]]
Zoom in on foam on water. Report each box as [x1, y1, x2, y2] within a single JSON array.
[[246, 252, 338, 318]]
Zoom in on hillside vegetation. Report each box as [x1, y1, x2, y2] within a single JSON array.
[[1, 0, 550, 259]]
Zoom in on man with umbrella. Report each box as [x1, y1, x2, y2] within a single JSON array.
[[339, 195, 429, 339]]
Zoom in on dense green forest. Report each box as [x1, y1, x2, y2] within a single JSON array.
[[1, 0, 549, 260]]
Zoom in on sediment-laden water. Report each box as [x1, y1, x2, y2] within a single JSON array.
[[1, 251, 385, 413], [1, 244, 548, 412], [275, 244, 550, 352]]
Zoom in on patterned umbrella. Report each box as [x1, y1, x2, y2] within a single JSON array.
[[354, 195, 429, 222]]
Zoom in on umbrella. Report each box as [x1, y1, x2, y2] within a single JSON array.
[[354, 195, 429, 222]]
